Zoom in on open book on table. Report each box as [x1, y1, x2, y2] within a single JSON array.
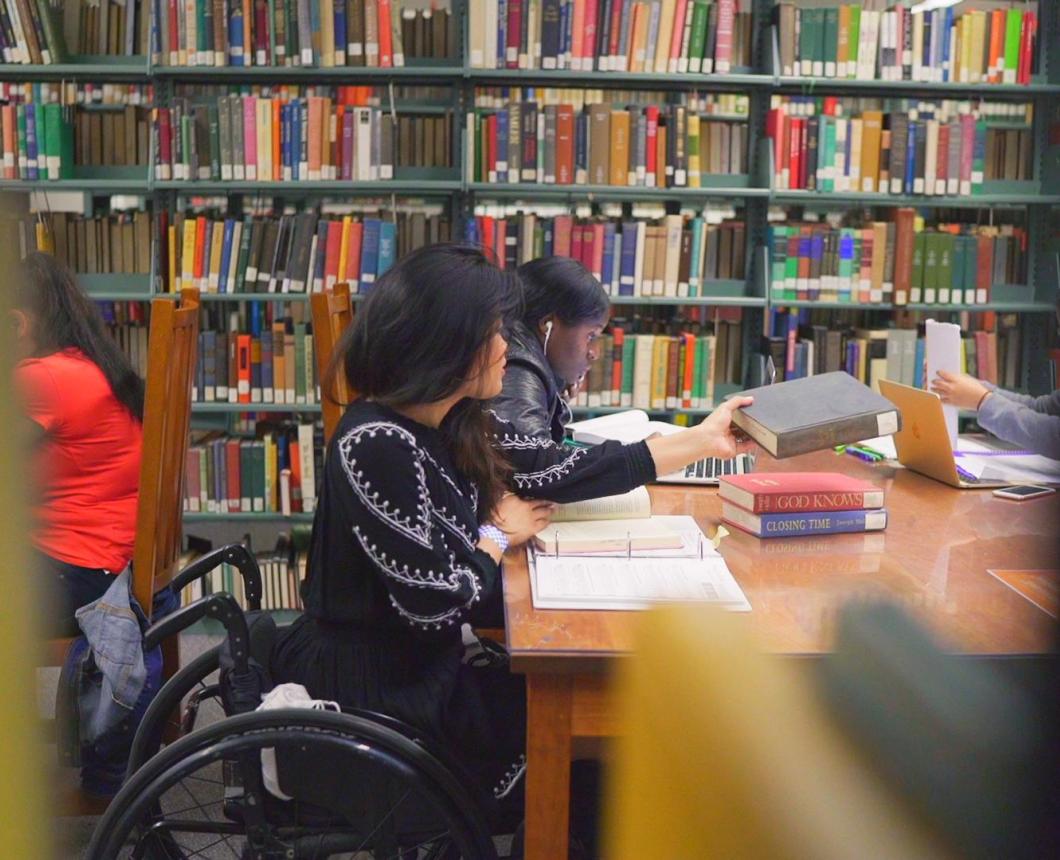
[[566, 410, 685, 445], [535, 486, 696, 555], [529, 487, 751, 611]]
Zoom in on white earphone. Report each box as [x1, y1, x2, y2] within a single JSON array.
[[543, 320, 554, 354]]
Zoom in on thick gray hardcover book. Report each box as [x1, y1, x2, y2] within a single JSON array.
[[731, 371, 901, 459]]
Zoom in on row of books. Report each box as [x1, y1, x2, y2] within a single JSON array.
[[465, 212, 747, 296], [155, 96, 453, 181], [185, 424, 320, 515], [767, 98, 1032, 194], [178, 543, 306, 612], [468, 101, 747, 187], [0, 88, 152, 179], [23, 210, 153, 275], [0, 82, 153, 107], [467, 0, 753, 73], [762, 311, 1022, 393], [720, 472, 886, 538], [776, 3, 1039, 85], [569, 313, 744, 407], [101, 302, 149, 379], [472, 86, 749, 116], [165, 207, 453, 294], [195, 319, 319, 405], [155, 0, 450, 68], [0, 0, 150, 64], [768, 213, 1026, 307]]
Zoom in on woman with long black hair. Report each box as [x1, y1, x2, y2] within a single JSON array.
[[271, 244, 751, 834], [12, 252, 145, 636]]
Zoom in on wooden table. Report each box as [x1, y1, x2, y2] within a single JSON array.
[[501, 450, 1059, 860]]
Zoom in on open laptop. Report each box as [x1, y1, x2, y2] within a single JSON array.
[[878, 379, 1008, 488]]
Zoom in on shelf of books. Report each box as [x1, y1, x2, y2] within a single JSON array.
[[4, 0, 1056, 580]]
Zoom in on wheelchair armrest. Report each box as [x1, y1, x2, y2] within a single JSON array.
[[169, 543, 263, 611], [142, 593, 251, 674]]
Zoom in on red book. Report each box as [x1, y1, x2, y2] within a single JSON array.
[[644, 106, 659, 184], [378, 0, 394, 67], [478, 214, 495, 262], [345, 220, 364, 287], [975, 234, 994, 304], [236, 334, 252, 404], [156, 108, 172, 179], [719, 473, 885, 514], [556, 104, 575, 184], [607, 0, 625, 67], [486, 113, 498, 181], [226, 438, 242, 512], [553, 214, 573, 256], [571, 222, 584, 265], [506, 0, 523, 69], [1018, 13, 1036, 85], [288, 434, 303, 513], [788, 117, 800, 189], [324, 220, 342, 287], [591, 223, 605, 278], [192, 216, 208, 283], [611, 326, 624, 399]]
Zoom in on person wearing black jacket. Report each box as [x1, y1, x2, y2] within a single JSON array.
[[492, 256, 605, 443]]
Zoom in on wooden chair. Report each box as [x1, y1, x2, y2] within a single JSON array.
[[41, 289, 200, 812], [310, 281, 354, 446]]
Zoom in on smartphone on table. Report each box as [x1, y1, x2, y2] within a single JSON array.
[[991, 485, 1057, 501]]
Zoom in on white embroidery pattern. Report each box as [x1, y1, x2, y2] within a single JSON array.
[[493, 754, 527, 799], [420, 447, 467, 500], [338, 422, 432, 549], [494, 434, 556, 451], [430, 503, 477, 551], [352, 526, 481, 629], [511, 446, 589, 488]]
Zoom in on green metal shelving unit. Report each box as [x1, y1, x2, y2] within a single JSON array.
[[3, 0, 1057, 458]]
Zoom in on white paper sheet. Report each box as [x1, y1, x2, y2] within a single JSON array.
[[858, 435, 899, 459], [925, 320, 962, 449], [953, 437, 1060, 484], [530, 554, 751, 612]]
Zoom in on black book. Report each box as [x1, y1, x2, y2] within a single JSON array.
[[806, 116, 819, 192], [540, 0, 561, 68], [730, 371, 901, 458]]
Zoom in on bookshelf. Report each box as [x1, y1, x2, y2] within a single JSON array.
[[2, 0, 1056, 528]]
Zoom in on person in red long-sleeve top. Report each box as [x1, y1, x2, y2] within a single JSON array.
[[12, 253, 143, 636]]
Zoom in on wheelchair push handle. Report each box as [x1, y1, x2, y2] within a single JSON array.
[[168, 542, 263, 610], [142, 592, 251, 674]]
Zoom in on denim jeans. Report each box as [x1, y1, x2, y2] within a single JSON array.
[[36, 550, 116, 638]]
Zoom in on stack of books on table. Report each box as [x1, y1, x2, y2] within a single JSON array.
[[718, 472, 886, 538]]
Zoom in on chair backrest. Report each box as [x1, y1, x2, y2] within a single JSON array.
[[310, 282, 355, 446], [131, 289, 200, 615]]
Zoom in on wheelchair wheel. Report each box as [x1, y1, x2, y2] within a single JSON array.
[[88, 709, 499, 860], [127, 645, 223, 776]]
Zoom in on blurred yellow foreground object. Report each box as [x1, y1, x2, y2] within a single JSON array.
[[604, 605, 947, 860]]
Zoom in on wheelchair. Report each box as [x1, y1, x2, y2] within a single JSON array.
[[86, 544, 504, 860]]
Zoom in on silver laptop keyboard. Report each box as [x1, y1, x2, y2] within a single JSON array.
[[658, 453, 756, 484]]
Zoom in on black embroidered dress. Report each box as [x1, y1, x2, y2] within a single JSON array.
[[272, 399, 655, 800]]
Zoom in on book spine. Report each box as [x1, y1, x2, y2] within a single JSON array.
[[729, 507, 888, 538]]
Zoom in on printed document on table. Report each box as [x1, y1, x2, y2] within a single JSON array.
[[955, 438, 1060, 484], [530, 554, 751, 612]]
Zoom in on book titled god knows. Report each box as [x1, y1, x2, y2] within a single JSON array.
[[719, 472, 887, 538]]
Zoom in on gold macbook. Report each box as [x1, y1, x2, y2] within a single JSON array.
[[877, 379, 1008, 489]]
